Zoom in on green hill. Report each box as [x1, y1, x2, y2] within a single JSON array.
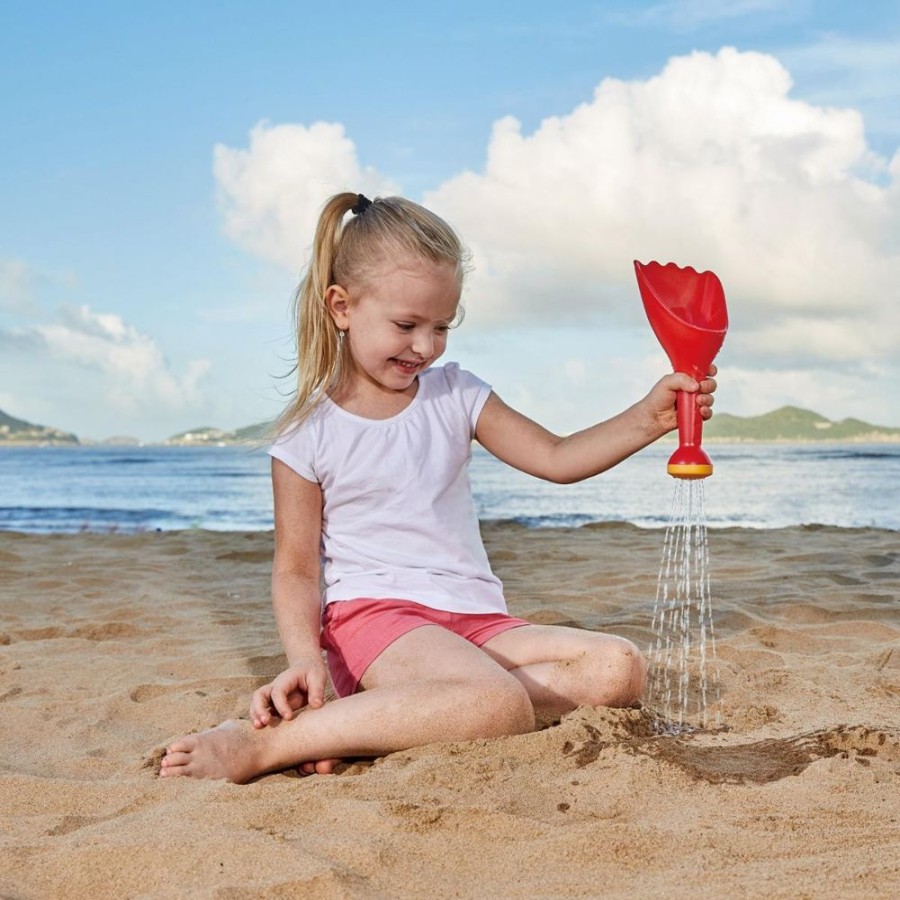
[[704, 406, 900, 442], [165, 422, 270, 445], [232, 422, 270, 441], [0, 408, 79, 445]]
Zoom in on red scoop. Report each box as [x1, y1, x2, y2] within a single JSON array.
[[634, 261, 728, 479]]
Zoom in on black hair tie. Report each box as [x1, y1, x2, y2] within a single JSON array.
[[351, 194, 372, 215]]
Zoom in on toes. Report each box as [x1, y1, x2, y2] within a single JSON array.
[[159, 759, 191, 777], [161, 750, 192, 768], [166, 736, 197, 754], [297, 758, 341, 776]]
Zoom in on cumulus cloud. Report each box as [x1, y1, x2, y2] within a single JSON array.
[[3, 304, 210, 418], [214, 121, 399, 270], [425, 47, 900, 370]]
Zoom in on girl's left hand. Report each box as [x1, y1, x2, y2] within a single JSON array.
[[695, 363, 717, 420], [647, 364, 717, 433]]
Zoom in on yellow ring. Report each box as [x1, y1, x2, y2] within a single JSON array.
[[667, 462, 713, 479]]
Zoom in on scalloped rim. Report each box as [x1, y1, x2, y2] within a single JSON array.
[[634, 259, 719, 280]]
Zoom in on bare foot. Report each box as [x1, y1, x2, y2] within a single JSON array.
[[298, 758, 342, 776], [159, 720, 269, 783]]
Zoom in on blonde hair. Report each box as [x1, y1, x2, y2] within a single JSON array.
[[274, 192, 469, 435]]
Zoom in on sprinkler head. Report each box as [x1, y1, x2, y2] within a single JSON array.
[[667, 444, 713, 479]]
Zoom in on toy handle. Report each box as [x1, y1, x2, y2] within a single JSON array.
[[676, 389, 703, 451]]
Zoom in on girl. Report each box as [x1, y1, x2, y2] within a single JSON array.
[[160, 192, 716, 783]]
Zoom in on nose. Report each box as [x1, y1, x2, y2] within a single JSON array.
[[411, 329, 434, 358]]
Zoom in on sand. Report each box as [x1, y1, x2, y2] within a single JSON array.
[[0, 523, 898, 899]]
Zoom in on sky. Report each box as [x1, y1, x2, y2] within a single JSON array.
[[1, 0, 899, 441]]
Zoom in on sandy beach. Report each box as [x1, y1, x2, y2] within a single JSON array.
[[1, 523, 898, 898]]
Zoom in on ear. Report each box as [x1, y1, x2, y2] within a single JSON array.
[[325, 284, 352, 331]]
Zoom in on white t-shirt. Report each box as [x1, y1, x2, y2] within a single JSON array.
[[268, 362, 506, 615]]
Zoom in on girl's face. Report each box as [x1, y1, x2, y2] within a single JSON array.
[[327, 259, 461, 398]]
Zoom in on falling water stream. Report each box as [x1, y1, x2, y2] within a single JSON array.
[[649, 479, 722, 734]]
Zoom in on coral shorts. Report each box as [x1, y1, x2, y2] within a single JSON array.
[[320, 598, 530, 698]]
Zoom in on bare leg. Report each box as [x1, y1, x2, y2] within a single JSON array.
[[481, 625, 647, 720], [160, 626, 534, 782]]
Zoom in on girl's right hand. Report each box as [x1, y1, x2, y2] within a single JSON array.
[[250, 655, 328, 728]]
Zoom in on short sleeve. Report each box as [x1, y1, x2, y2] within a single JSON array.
[[268, 420, 319, 483], [442, 362, 492, 435]]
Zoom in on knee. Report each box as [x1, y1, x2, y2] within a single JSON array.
[[471, 675, 535, 738], [590, 638, 647, 709]]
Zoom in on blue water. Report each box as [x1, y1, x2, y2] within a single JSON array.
[[1, 442, 898, 534]]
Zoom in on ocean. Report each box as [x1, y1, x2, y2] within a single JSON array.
[[1, 442, 898, 534]]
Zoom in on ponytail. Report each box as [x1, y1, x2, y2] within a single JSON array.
[[273, 192, 358, 436]]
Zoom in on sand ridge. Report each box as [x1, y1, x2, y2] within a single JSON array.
[[1, 524, 898, 898]]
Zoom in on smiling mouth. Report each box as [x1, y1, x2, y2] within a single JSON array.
[[392, 358, 421, 372]]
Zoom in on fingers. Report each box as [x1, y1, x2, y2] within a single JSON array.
[[250, 661, 330, 728], [663, 372, 716, 402], [662, 372, 698, 393], [306, 667, 327, 709], [250, 684, 274, 728], [269, 680, 297, 721], [675, 374, 717, 394]]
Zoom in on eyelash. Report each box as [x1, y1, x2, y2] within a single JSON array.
[[395, 322, 451, 333]]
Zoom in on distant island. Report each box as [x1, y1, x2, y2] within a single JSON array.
[[164, 423, 269, 446], [0, 407, 271, 447], [701, 406, 900, 443], [0, 409, 79, 446], [1, 404, 899, 446]]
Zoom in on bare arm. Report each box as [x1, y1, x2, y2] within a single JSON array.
[[251, 458, 326, 727], [475, 370, 716, 484], [270, 458, 324, 663]]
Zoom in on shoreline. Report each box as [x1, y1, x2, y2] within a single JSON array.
[[3, 521, 899, 539]]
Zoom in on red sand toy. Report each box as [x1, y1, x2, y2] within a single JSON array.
[[634, 261, 728, 479]]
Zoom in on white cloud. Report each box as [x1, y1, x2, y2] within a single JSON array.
[[214, 121, 399, 270], [4, 303, 211, 419], [424, 47, 900, 371]]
